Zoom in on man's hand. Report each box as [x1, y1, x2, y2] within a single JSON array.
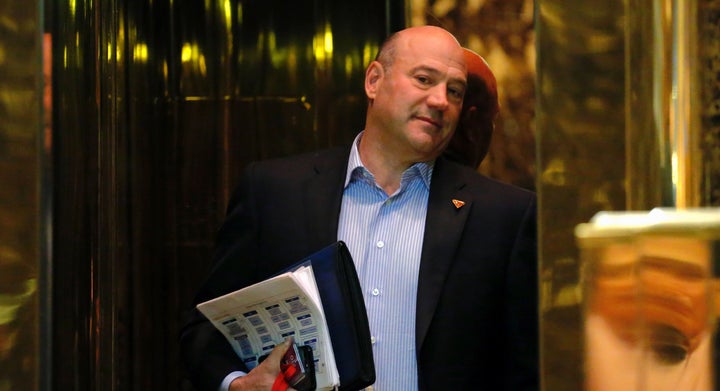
[[229, 339, 298, 391]]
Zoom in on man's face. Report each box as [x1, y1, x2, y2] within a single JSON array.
[[369, 30, 467, 162]]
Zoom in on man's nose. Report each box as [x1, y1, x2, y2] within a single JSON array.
[[426, 84, 449, 111]]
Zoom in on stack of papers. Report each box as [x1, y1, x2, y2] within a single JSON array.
[[197, 266, 340, 390]]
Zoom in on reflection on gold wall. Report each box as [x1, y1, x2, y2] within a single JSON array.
[[538, 0, 720, 390], [536, 2, 627, 388], [0, 1, 40, 391], [410, 0, 536, 191], [699, 2, 720, 205]]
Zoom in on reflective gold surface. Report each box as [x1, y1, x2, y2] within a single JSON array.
[[538, 0, 720, 389], [0, 1, 42, 390], [667, 0, 701, 208], [699, 1, 720, 205], [625, 0, 709, 209], [625, 0, 675, 209], [536, 1, 627, 389], [411, 0, 537, 190]]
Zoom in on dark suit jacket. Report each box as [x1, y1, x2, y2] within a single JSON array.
[[180, 145, 539, 391]]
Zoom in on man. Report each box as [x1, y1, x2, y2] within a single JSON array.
[[444, 48, 500, 168], [180, 25, 538, 391]]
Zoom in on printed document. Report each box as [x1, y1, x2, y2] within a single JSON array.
[[197, 266, 339, 389]]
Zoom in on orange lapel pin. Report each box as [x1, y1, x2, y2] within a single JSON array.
[[451, 199, 465, 209]]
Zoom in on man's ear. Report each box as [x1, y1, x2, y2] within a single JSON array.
[[365, 61, 384, 99]]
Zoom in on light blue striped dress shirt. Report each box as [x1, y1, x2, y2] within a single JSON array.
[[337, 133, 431, 391]]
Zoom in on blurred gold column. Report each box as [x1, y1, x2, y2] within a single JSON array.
[[537, 0, 719, 389], [625, 0, 708, 209], [0, 1, 43, 391]]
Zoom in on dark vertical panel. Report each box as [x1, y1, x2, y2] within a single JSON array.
[[170, 2, 230, 386], [317, 1, 393, 148], [51, 0, 132, 387], [98, 0, 129, 389], [51, 0, 99, 388], [126, 0, 167, 387], [229, 1, 319, 162]]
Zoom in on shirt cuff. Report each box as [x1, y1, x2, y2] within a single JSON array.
[[219, 371, 247, 391]]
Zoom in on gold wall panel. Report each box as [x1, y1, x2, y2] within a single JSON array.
[[538, 0, 720, 389], [536, 0, 627, 388], [699, 1, 720, 206], [410, 0, 537, 191], [0, 1, 43, 391]]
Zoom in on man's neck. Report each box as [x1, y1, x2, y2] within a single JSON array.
[[357, 134, 410, 196]]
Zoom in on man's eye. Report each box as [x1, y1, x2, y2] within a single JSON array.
[[448, 88, 464, 99], [416, 75, 431, 84]]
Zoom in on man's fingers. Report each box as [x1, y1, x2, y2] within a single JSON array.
[[262, 338, 293, 370]]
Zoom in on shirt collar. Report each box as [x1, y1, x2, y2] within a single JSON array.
[[344, 131, 434, 190]]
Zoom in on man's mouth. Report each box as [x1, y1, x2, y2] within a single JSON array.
[[415, 115, 443, 129]]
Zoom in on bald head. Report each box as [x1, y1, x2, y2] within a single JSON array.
[[375, 26, 465, 73]]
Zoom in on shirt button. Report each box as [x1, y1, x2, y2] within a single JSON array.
[[371, 288, 380, 296], [376, 241, 384, 248], [370, 336, 376, 344]]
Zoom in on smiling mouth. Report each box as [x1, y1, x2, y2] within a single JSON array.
[[415, 116, 443, 129]]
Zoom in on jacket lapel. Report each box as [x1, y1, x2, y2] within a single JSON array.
[[416, 158, 471, 351], [302, 147, 350, 248]]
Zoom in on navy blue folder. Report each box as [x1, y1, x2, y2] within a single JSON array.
[[283, 241, 375, 391]]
